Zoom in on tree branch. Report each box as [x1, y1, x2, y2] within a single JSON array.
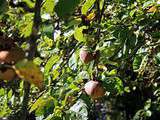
[[94, 0, 105, 48], [20, 0, 43, 120]]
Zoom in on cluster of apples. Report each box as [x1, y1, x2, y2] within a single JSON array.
[[79, 46, 105, 99], [0, 35, 25, 81]]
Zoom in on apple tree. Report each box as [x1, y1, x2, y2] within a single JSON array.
[[0, 0, 160, 120]]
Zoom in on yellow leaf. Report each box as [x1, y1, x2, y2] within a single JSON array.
[[14, 59, 44, 90], [98, 64, 107, 71], [147, 6, 157, 13], [86, 12, 95, 21]]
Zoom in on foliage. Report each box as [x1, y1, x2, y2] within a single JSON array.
[[0, 0, 160, 120]]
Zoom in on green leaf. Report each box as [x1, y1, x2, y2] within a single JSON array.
[[74, 26, 87, 42], [55, 0, 80, 19], [68, 99, 88, 120], [8, 90, 12, 99], [18, 13, 33, 37], [133, 55, 143, 70], [103, 77, 123, 94], [22, 0, 35, 8], [66, 18, 81, 28], [0, 0, 8, 15], [126, 32, 136, 49], [100, 44, 120, 58], [44, 114, 54, 120], [52, 69, 60, 80], [69, 83, 80, 91], [41, 25, 53, 38], [145, 110, 152, 117], [124, 87, 131, 93], [108, 69, 117, 76], [133, 109, 144, 120], [21, 22, 33, 37], [104, 60, 119, 67], [114, 77, 124, 94], [44, 55, 60, 75], [33, 57, 43, 66], [151, 31, 160, 38], [144, 99, 151, 110], [130, 9, 136, 17], [77, 71, 90, 80], [81, 0, 96, 14], [29, 96, 56, 115], [155, 52, 160, 64], [0, 88, 5, 96], [143, 0, 154, 9], [42, 0, 54, 14], [99, 0, 104, 10]]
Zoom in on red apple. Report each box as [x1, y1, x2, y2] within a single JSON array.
[[80, 46, 93, 64], [84, 80, 105, 99], [0, 46, 25, 64]]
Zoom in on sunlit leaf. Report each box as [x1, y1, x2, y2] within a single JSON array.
[[14, 59, 44, 90], [86, 12, 95, 21], [81, 0, 96, 14], [52, 69, 60, 80], [29, 96, 56, 115], [22, 0, 35, 8], [67, 18, 81, 28], [44, 55, 60, 75], [0, 88, 5, 96], [108, 69, 117, 76], [147, 6, 157, 13], [69, 99, 88, 120], [130, 9, 136, 17], [19, 13, 33, 37], [99, 0, 104, 10], [42, 0, 54, 14], [98, 64, 107, 71], [99, 44, 120, 58], [74, 26, 87, 42]]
